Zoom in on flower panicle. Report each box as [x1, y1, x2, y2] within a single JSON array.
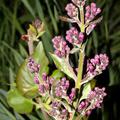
[[52, 36, 70, 58], [86, 54, 109, 76], [25, 0, 109, 120], [78, 87, 107, 116]]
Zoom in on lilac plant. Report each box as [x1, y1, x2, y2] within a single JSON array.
[[7, 0, 109, 120], [49, 0, 108, 119]]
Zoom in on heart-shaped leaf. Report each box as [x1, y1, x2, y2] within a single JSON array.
[[7, 89, 33, 114], [16, 41, 49, 98], [50, 53, 77, 81]]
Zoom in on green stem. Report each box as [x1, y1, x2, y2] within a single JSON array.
[[80, 6, 85, 32], [75, 4, 85, 89], [75, 45, 85, 89], [71, 5, 86, 120]]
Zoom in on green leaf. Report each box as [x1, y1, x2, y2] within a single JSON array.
[[80, 83, 91, 101], [80, 80, 96, 101], [45, 0, 58, 33], [14, 111, 25, 120], [16, 41, 49, 98], [7, 89, 33, 114], [32, 41, 49, 75], [26, 114, 40, 120], [21, 0, 35, 18], [51, 69, 64, 80], [0, 103, 16, 120], [50, 53, 77, 80], [16, 59, 38, 98], [0, 89, 9, 108]]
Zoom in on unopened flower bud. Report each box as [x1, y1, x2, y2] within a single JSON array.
[[65, 3, 78, 17]]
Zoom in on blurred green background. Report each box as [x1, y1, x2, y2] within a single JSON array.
[[0, 0, 120, 120]]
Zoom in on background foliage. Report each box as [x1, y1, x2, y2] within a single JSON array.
[[0, 0, 120, 120]]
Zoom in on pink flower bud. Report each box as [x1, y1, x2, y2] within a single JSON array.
[[79, 32, 84, 42], [65, 3, 78, 17], [91, 2, 96, 8], [66, 27, 84, 45], [96, 8, 101, 14], [52, 36, 70, 58]]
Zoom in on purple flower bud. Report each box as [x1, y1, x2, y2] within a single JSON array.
[[52, 101, 60, 108], [91, 2, 96, 8], [85, 12, 90, 20], [34, 73, 39, 84], [69, 88, 76, 103], [65, 3, 78, 17], [96, 8, 101, 14], [86, 54, 109, 76], [78, 101, 86, 110], [65, 80, 70, 89], [78, 87, 106, 116], [79, 32, 84, 42], [60, 109, 68, 119], [42, 72, 47, 81], [49, 77, 54, 84], [55, 77, 70, 98], [87, 87, 107, 108], [72, 0, 86, 6], [39, 84, 45, 94], [85, 2, 101, 32], [86, 5, 90, 11], [86, 110, 91, 116], [66, 27, 84, 45], [99, 54, 109, 70], [72, 0, 81, 6], [27, 57, 40, 73], [61, 77, 66, 84], [52, 36, 70, 58], [44, 83, 50, 90]]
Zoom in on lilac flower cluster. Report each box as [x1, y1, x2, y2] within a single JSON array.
[[50, 101, 68, 120], [55, 77, 69, 97], [87, 54, 109, 76], [32, 19, 42, 30], [78, 87, 106, 116], [85, 3, 101, 22], [27, 58, 54, 94], [64, 0, 102, 36], [27, 57, 40, 84], [52, 36, 70, 58], [66, 27, 84, 45], [27, 57, 40, 73], [54, 77, 76, 104], [38, 73, 54, 94], [85, 3, 101, 35], [65, 3, 78, 18], [65, 0, 87, 18]]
